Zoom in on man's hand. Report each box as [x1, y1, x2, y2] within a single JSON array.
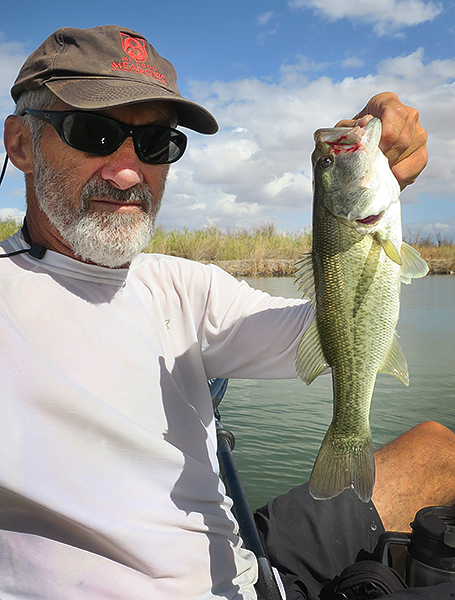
[[335, 92, 428, 190]]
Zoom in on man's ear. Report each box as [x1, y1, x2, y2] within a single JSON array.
[[3, 115, 34, 174]]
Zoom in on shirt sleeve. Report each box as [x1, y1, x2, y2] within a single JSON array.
[[200, 264, 313, 380]]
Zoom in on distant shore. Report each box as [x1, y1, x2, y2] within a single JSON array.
[[208, 257, 455, 278], [0, 220, 453, 276]]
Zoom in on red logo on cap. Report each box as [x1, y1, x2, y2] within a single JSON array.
[[111, 32, 168, 85], [120, 33, 148, 62]]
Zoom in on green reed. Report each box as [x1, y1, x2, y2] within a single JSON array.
[[146, 223, 312, 261], [1, 219, 453, 265], [0, 219, 22, 240]]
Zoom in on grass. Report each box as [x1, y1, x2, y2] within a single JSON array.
[[403, 228, 455, 264], [0, 218, 453, 268], [145, 223, 312, 262], [0, 219, 24, 241], [412, 243, 455, 264]]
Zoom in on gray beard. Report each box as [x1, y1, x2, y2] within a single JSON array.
[[32, 147, 165, 268]]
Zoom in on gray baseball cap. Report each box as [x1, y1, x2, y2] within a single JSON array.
[[11, 25, 218, 134]]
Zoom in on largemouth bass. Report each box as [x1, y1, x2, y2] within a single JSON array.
[[295, 118, 428, 502]]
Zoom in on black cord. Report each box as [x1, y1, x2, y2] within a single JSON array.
[[0, 247, 29, 258], [0, 154, 8, 186], [0, 241, 47, 260], [0, 161, 48, 259], [0, 218, 47, 260]]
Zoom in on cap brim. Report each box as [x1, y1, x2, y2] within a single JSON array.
[[46, 78, 219, 135]]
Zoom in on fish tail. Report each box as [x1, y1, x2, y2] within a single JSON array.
[[309, 425, 375, 503]]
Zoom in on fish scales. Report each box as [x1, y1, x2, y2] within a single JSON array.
[[296, 118, 429, 502]]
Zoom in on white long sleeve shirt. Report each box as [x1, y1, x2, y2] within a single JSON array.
[[0, 231, 312, 599]]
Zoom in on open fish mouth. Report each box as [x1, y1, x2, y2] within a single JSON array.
[[355, 211, 384, 226]]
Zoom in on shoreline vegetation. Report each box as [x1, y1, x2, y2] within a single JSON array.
[[0, 220, 453, 277]]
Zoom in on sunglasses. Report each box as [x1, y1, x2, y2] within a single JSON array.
[[22, 109, 188, 165]]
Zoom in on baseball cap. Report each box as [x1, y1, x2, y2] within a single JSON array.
[[11, 25, 218, 135]]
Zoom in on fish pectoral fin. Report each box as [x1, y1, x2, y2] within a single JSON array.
[[379, 333, 409, 386], [309, 425, 375, 503], [295, 254, 316, 304], [400, 242, 429, 284], [375, 232, 402, 266], [295, 253, 328, 384], [295, 317, 329, 385]]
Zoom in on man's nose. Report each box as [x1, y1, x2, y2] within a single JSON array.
[[100, 139, 144, 189]]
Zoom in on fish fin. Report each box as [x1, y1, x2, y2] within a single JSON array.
[[379, 333, 409, 386], [295, 254, 328, 384], [375, 232, 402, 266], [400, 242, 429, 284], [309, 425, 375, 503], [295, 318, 329, 385], [294, 254, 316, 305]]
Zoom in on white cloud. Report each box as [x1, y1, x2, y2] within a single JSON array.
[[341, 56, 366, 69], [159, 47, 455, 235], [288, 0, 443, 35], [405, 217, 455, 244], [216, 194, 261, 218], [1, 31, 454, 240], [257, 11, 274, 26], [0, 207, 24, 221], [256, 14, 280, 45], [0, 35, 28, 118]]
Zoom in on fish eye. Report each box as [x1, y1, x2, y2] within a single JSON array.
[[318, 156, 333, 169]]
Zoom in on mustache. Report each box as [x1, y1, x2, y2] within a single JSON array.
[[80, 178, 154, 212]]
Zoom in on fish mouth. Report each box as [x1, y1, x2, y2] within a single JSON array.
[[355, 211, 384, 226]]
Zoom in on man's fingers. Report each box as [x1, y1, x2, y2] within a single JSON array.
[[391, 144, 428, 189], [334, 115, 373, 129], [334, 92, 428, 190]]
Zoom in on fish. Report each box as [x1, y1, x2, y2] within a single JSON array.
[[295, 118, 428, 503]]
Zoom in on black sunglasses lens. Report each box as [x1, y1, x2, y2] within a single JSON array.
[[62, 114, 122, 155], [59, 113, 186, 164], [136, 127, 186, 164]]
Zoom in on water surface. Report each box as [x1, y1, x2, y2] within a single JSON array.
[[219, 276, 455, 510]]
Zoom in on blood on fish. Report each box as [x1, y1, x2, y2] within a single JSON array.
[[327, 141, 363, 155]]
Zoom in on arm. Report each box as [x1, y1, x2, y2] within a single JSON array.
[[201, 265, 313, 380], [335, 92, 428, 191]]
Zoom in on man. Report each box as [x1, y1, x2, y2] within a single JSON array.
[[1, 25, 454, 600]]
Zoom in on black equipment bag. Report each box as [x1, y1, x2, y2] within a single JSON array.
[[324, 560, 407, 599]]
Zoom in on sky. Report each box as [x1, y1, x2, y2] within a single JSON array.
[[0, 0, 454, 240]]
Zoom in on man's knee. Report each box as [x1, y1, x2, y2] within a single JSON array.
[[375, 421, 454, 459], [406, 421, 455, 447]]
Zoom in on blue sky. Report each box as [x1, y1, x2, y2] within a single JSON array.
[[1, 0, 454, 240]]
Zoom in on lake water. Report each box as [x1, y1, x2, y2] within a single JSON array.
[[219, 275, 455, 510]]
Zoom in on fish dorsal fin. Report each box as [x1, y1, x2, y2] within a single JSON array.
[[295, 317, 329, 385], [375, 232, 402, 266], [295, 254, 316, 305], [379, 333, 409, 386], [400, 242, 429, 284]]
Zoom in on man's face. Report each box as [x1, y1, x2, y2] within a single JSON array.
[[29, 102, 173, 267]]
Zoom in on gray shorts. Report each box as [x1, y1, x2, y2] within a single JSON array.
[[254, 483, 385, 600]]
